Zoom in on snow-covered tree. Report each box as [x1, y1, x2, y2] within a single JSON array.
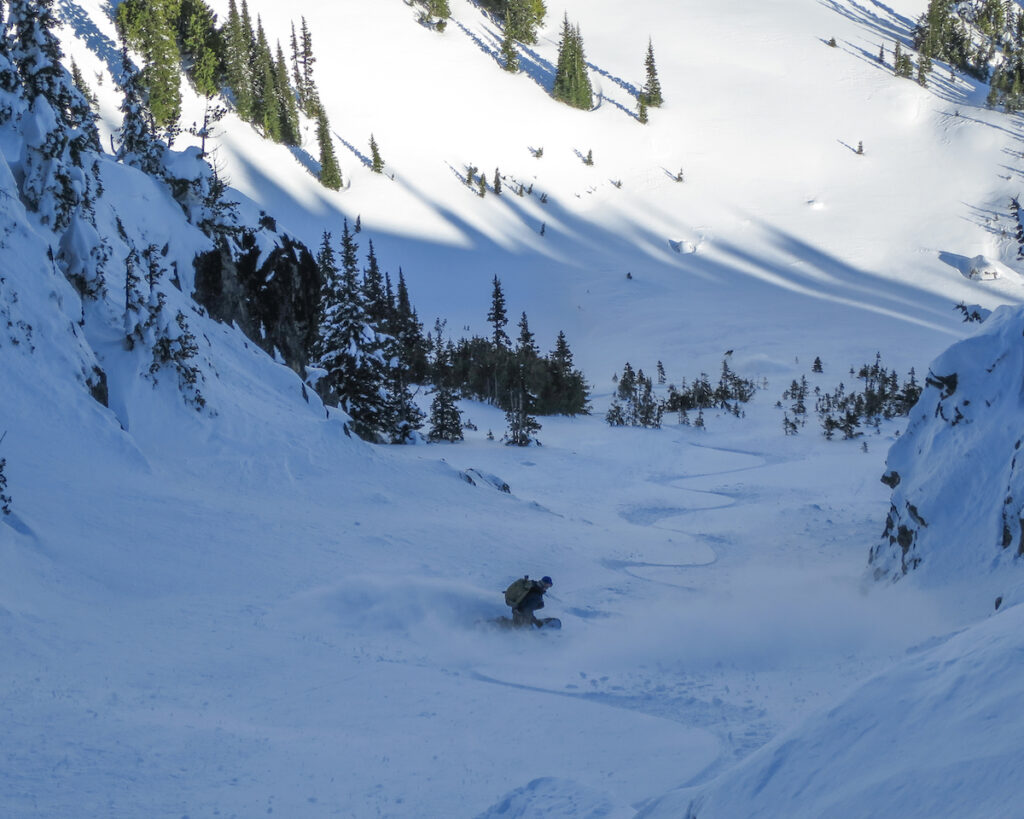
[[312, 223, 388, 440], [427, 385, 463, 442], [7, 0, 101, 231], [115, 45, 167, 178]]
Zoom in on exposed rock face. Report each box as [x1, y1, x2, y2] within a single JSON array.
[[870, 305, 1024, 583], [193, 215, 321, 375]]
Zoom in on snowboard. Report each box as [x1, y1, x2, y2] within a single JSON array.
[[490, 616, 561, 630]]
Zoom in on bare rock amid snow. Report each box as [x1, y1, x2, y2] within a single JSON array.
[[193, 219, 320, 375]]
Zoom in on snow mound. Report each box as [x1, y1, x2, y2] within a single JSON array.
[[641, 601, 1024, 819], [463, 468, 512, 493], [475, 776, 634, 819], [954, 254, 1011, 281]]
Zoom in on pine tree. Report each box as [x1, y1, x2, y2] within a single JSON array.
[[487, 275, 510, 347], [298, 17, 319, 117], [224, 0, 254, 120], [1012, 196, 1024, 259], [641, 38, 663, 107], [181, 0, 220, 99], [428, 0, 452, 19], [316, 107, 342, 189], [70, 59, 97, 107], [362, 240, 387, 325], [8, 0, 101, 229], [369, 133, 385, 173], [313, 223, 388, 440], [503, 0, 545, 44], [251, 17, 281, 141], [393, 269, 430, 383], [274, 41, 301, 145], [115, 0, 182, 128], [0, 454, 10, 516], [116, 44, 166, 177], [501, 28, 520, 72], [493, 167, 503, 195], [637, 95, 648, 123], [544, 331, 588, 415], [289, 22, 302, 100], [428, 385, 463, 442], [553, 15, 592, 110]]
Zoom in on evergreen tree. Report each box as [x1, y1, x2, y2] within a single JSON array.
[[428, 385, 463, 442], [122, 242, 146, 344], [362, 240, 387, 325], [393, 269, 430, 382], [181, 0, 220, 99], [69, 59, 97, 107], [501, 28, 520, 72], [297, 17, 319, 117], [637, 95, 648, 123], [0, 453, 10, 516], [504, 389, 541, 445], [641, 38, 663, 107], [429, 0, 452, 19], [542, 331, 588, 415], [224, 0, 254, 120], [501, 0, 545, 44], [369, 133, 385, 173], [116, 44, 166, 177], [274, 41, 301, 145], [289, 22, 302, 99], [552, 15, 592, 110], [312, 223, 388, 440], [8, 0, 101, 229], [487, 275, 510, 347], [316, 107, 342, 189], [115, 0, 182, 128], [251, 17, 281, 141], [0, 4, 20, 126], [1012, 196, 1024, 259], [506, 320, 543, 446]]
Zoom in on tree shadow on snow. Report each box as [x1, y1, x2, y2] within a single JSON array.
[[821, 1, 1009, 116], [55, 0, 123, 79], [335, 132, 372, 169], [288, 144, 322, 180], [817, 0, 915, 45]]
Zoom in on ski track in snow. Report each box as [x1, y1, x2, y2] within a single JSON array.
[[6, 0, 1018, 814]]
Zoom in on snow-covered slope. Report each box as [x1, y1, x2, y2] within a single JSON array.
[[870, 303, 1024, 600], [639, 600, 1024, 819], [4, 0, 1024, 817]]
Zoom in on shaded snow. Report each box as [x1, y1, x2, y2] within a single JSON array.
[[1, 0, 1023, 816]]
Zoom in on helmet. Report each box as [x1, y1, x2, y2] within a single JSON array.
[[541, 576, 553, 586]]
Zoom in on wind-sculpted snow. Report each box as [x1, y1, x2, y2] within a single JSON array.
[[871, 305, 1024, 607], [641, 601, 1024, 819]]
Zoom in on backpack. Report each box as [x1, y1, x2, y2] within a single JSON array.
[[504, 576, 533, 608]]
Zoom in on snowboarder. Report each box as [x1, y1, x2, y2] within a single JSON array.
[[505, 575, 553, 628]]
